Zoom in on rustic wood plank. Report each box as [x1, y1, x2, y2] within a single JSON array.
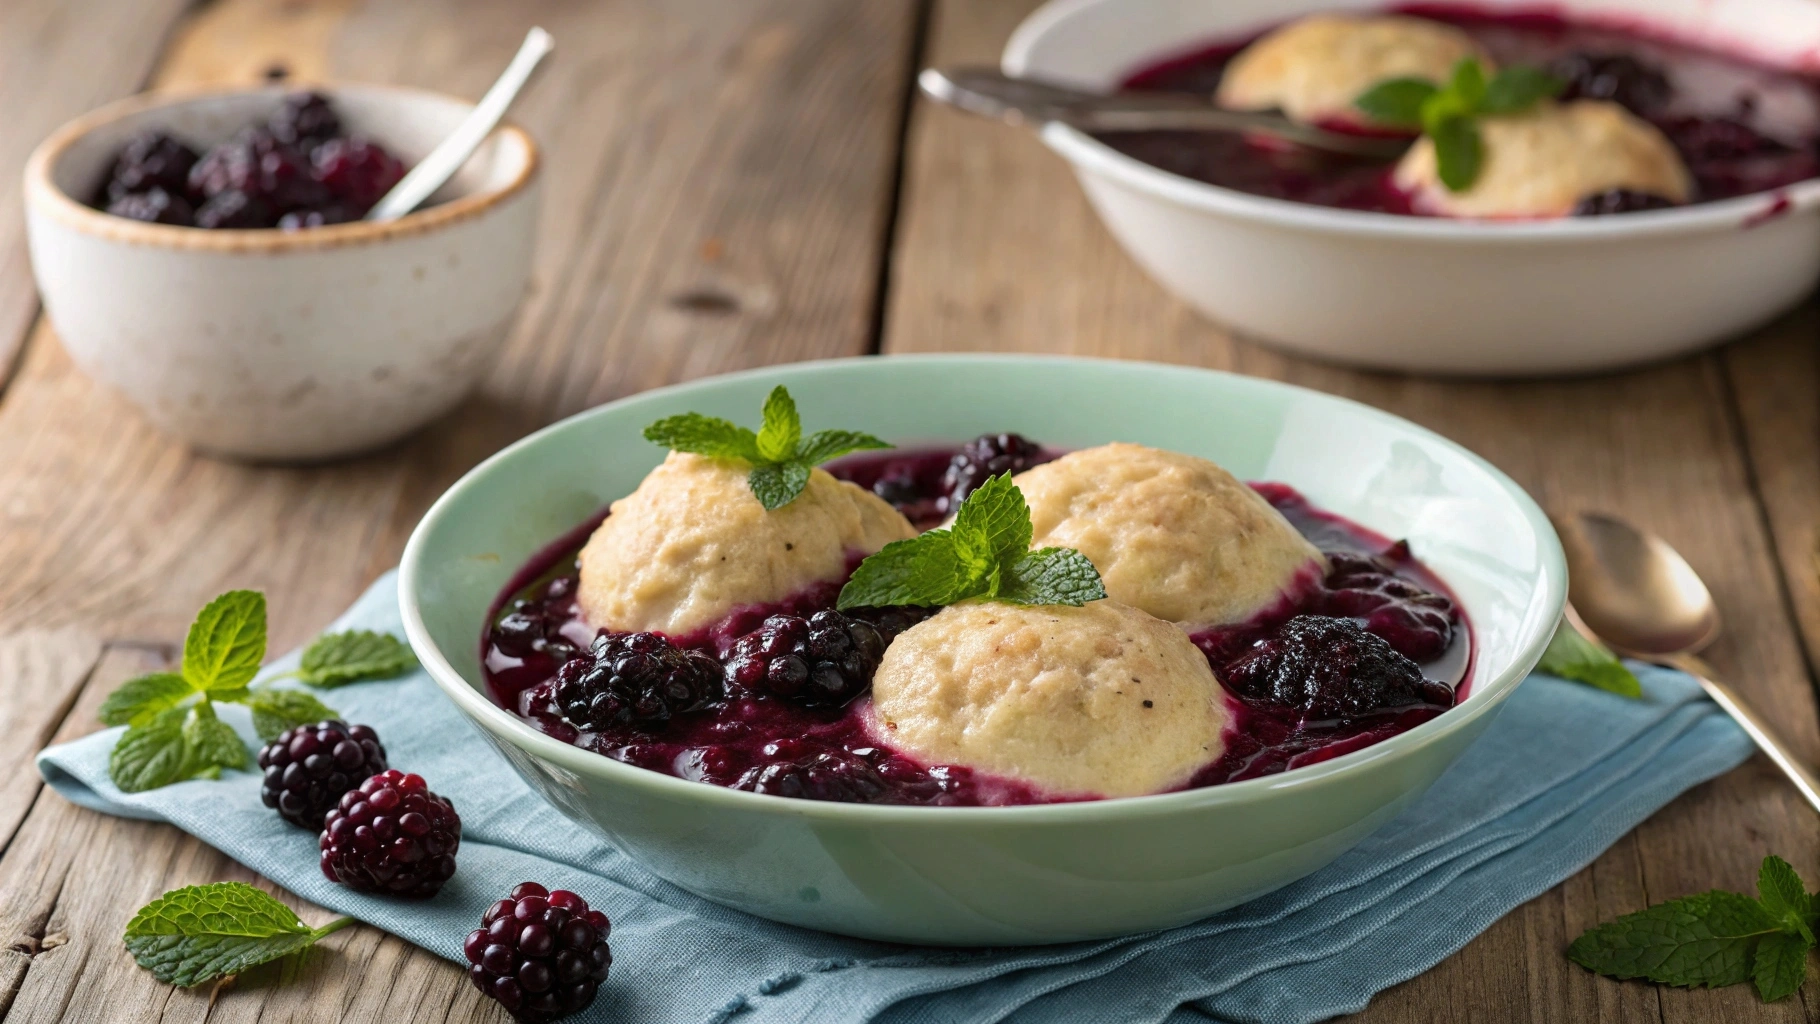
[[0, 0, 195, 388], [890, 1, 1820, 1020], [0, 0, 922, 1019]]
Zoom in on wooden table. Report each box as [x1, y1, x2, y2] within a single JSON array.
[[1, 0, 1817, 1020]]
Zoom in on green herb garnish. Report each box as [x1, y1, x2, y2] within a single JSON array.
[[124, 882, 354, 987], [1569, 855, 1817, 1002], [1535, 618, 1641, 698], [100, 591, 417, 792], [1354, 57, 1563, 191], [837, 474, 1106, 611], [643, 386, 892, 510]]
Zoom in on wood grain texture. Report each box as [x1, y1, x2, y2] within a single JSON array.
[[0, 0, 194, 387], [886, 1, 1820, 1020], [0, 0, 922, 1019]]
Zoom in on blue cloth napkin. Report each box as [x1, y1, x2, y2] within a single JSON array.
[[38, 573, 1753, 1024]]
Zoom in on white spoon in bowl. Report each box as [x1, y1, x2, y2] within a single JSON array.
[[365, 26, 554, 223]]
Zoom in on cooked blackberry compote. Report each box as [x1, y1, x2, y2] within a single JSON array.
[[1098, 6, 1820, 217], [484, 434, 1471, 806], [90, 91, 408, 229]]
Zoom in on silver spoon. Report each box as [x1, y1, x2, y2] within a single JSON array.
[[1557, 511, 1820, 813], [918, 66, 1411, 160], [365, 26, 554, 222]]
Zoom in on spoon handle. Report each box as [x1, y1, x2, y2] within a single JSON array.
[[1666, 651, 1820, 814], [366, 26, 554, 223]]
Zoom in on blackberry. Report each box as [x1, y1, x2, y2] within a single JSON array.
[[268, 91, 343, 149], [98, 131, 199, 204], [1572, 189, 1680, 216], [1319, 549, 1456, 661], [193, 188, 275, 229], [735, 750, 892, 803], [941, 433, 1045, 510], [465, 882, 611, 1023], [845, 604, 937, 644], [1658, 115, 1789, 163], [105, 187, 195, 226], [1226, 615, 1451, 722], [723, 611, 885, 706], [553, 631, 721, 731], [312, 136, 406, 212], [258, 720, 387, 830], [278, 205, 355, 231], [1551, 52, 1673, 113], [491, 577, 580, 662], [319, 770, 460, 897]]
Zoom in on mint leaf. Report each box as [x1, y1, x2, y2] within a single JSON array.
[[999, 548, 1109, 607], [756, 386, 801, 463], [100, 673, 195, 728], [123, 882, 353, 987], [247, 689, 340, 743], [1483, 64, 1564, 114], [293, 630, 415, 688], [182, 591, 266, 695], [749, 462, 812, 512], [1537, 621, 1641, 697], [837, 534, 972, 610], [644, 387, 891, 510], [643, 414, 762, 462], [838, 476, 1104, 611], [1354, 77, 1438, 128], [1568, 890, 1779, 988], [1447, 57, 1489, 109], [182, 702, 246, 773], [1754, 932, 1811, 1002], [109, 708, 196, 793], [1430, 116, 1484, 193], [795, 429, 893, 467], [950, 474, 1034, 567], [1759, 855, 1815, 942]]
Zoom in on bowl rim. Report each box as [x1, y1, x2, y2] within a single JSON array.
[[23, 82, 540, 252], [1003, 0, 1820, 244], [400, 354, 1569, 823]]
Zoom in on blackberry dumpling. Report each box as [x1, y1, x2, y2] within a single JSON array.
[[1216, 13, 1489, 127], [869, 600, 1229, 799], [577, 452, 916, 636], [1394, 100, 1692, 218], [1013, 443, 1326, 630]]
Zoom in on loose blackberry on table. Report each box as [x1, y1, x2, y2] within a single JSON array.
[[465, 881, 612, 1024], [258, 720, 387, 830], [553, 631, 722, 731], [319, 770, 461, 897]]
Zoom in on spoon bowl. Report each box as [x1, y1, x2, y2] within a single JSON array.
[[1557, 512, 1720, 657]]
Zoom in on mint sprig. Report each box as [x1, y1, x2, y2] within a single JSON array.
[[1536, 618, 1641, 698], [267, 630, 416, 689], [99, 591, 419, 792], [643, 386, 892, 510], [837, 474, 1106, 611], [1354, 57, 1563, 191], [1568, 854, 1817, 1001], [124, 882, 354, 987]]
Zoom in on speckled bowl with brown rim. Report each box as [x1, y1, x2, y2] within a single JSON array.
[[24, 84, 541, 461]]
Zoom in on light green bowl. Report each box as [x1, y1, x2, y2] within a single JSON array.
[[399, 355, 1565, 945]]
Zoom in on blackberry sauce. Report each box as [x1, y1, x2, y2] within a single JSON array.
[[483, 446, 1473, 805], [1098, 5, 1820, 215]]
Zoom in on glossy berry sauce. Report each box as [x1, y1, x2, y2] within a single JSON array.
[[1101, 5, 1820, 215], [482, 443, 1473, 805]]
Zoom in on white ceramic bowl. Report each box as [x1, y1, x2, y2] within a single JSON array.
[[24, 85, 540, 461], [1006, 0, 1820, 375]]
